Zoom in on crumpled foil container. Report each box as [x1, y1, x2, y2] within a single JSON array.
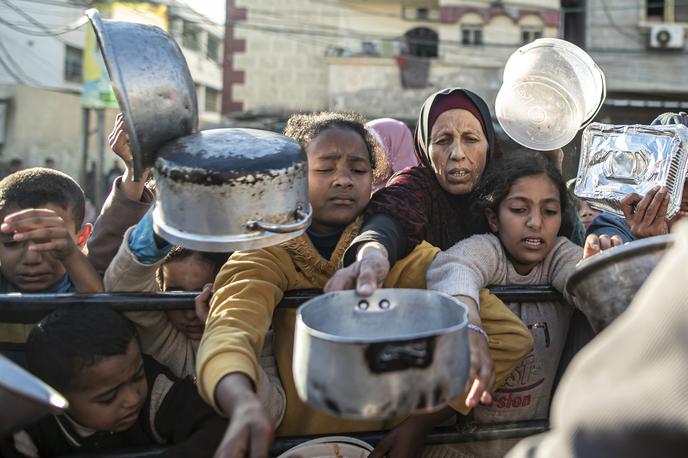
[[574, 123, 688, 219]]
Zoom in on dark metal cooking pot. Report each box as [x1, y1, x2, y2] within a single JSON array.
[[152, 128, 311, 252], [86, 9, 198, 179], [293, 289, 470, 420], [567, 234, 673, 333], [0, 355, 68, 437]]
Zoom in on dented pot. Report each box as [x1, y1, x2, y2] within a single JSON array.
[[293, 289, 470, 420], [86, 9, 198, 179], [152, 128, 312, 252]]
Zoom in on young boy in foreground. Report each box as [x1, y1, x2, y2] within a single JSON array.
[[3, 305, 225, 457]]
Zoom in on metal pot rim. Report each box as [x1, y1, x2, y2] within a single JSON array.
[[0, 356, 69, 411], [85, 9, 143, 176], [152, 206, 312, 252], [567, 234, 674, 294], [296, 289, 468, 345]]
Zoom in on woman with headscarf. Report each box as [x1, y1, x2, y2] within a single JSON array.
[[329, 87, 582, 290], [366, 118, 419, 191]]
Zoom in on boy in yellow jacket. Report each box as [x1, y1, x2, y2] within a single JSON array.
[[196, 113, 533, 457]]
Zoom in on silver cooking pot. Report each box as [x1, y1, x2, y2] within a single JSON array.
[[293, 289, 470, 420], [567, 234, 673, 333], [86, 9, 198, 179], [0, 355, 68, 437], [152, 128, 312, 252]]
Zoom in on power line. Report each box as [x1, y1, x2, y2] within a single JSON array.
[[0, 0, 86, 37], [17, 0, 84, 8], [0, 51, 26, 84], [0, 37, 44, 85]]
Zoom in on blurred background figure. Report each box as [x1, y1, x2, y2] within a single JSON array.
[[366, 118, 418, 192]]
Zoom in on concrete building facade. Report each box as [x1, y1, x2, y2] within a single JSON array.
[[223, 0, 560, 121], [0, 0, 223, 188], [563, 0, 688, 124]]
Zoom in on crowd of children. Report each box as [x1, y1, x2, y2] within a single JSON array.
[[0, 91, 683, 457]]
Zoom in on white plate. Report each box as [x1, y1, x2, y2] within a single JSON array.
[[277, 437, 372, 458]]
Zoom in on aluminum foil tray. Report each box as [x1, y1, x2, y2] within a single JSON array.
[[574, 123, 688, 219]]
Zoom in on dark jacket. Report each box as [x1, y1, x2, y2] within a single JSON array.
[[3, 355, 225, 457]]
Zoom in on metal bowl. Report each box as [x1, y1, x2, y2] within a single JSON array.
[[567, 234, 673, 333], [86, 9, 198, 179], [152, 128, 311, 252], [0, 355, 68, 437], [293, 289, 469, 420]]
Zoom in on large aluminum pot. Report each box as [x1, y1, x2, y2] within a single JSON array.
[[567, 234, 673, 333], [152, 128, 312, 252], [293, 289, 470, 420], [0, 355, 68, 437], [86, 9, 198, 179]]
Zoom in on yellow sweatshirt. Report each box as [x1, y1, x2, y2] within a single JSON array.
[[197, 218, 533, 436]]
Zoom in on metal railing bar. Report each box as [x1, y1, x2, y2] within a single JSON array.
[[0, 287, 563, 323], [60, 420, 549, 457]]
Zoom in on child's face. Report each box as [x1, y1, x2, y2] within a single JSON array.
[[577, 200, 600, 231], [0, 204, 85, 292], [66, 339, 147, 433], [161, 255, 214, 340], [306, 127, 372, 233], [486, 173, 562, 275]]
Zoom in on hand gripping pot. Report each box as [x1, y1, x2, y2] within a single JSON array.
[[86, 9, 198, 179], [567, 234, 673, 333], [152, 128, 312, 252], [0, 355, 68, 437], [293, 289, 470, 420]]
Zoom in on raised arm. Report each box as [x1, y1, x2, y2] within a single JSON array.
[[87, 113, 153, 275]]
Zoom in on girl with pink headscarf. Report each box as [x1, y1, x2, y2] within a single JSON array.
[[365, 118, 418, 191]]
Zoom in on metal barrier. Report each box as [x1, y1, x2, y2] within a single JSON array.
[[0, 285, 563, 324], [1, 286, 561, 457]]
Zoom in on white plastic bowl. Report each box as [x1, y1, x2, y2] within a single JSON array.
[[496, 38, 606, 150]]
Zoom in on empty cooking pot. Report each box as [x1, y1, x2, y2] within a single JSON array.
[[567, 234, 673, 333], [86, 9, 198, 179], [293, 289, 470, 420], [0, 355, 68, 437], [152, 128, 312, 252]]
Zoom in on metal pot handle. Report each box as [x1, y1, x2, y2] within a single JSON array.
[[246, 204, 312, 233]]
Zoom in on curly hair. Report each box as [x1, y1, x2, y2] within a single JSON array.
[[284, 111, 388, 183], [472, 150, 574, 238]]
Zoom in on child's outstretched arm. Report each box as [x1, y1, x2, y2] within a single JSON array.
[[1, 208, 103, 292], [88, 112, 153, 276]]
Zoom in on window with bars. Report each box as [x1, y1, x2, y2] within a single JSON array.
[[521, 27, 544, 44], [646, 0, 688, 22], [64, 45, 83, 83], [205, 87, 221, 113], [182, 21, 200, 51], [461, 25, 483, 45], [207, 35, 221, 63]]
